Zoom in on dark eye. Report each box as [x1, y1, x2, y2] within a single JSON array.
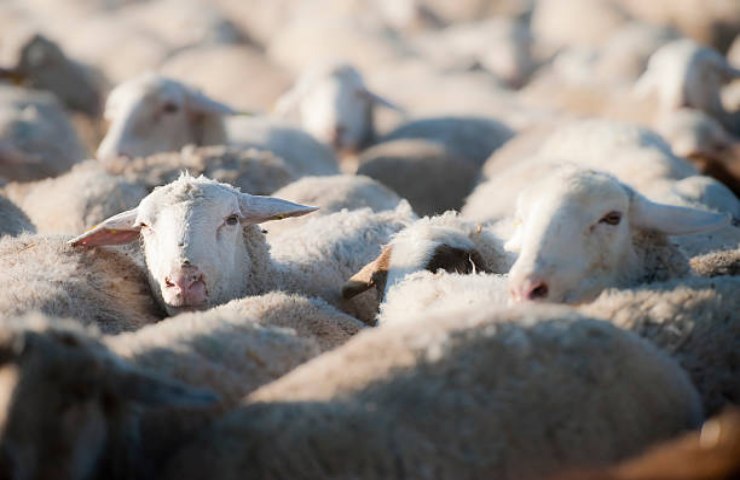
[[225, 215, 239, 226], [599, 211, 622, 226], [162, 103, 179, 114]]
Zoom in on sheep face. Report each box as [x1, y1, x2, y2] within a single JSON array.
[[275, 63, 402, 153], [0, 318, 217, 480], [69, 175, 317, 315], [506, 166, 729, 304], [97, 73, 235, 162]]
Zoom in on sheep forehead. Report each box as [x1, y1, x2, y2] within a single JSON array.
[[139, 176, 240, 220], [519, 168, 630, 218]]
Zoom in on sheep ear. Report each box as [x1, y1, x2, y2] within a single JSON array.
[[238, 193, 318, 224], [105, 364, 219, 408], [184, 87, 237, 116], [342, 245, 393, 299], [358, 88, 405, 113], [630, 193, 731, 235], [68, 208, 141, 247]]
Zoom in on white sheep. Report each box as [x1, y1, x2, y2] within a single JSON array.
[[502, 165, 728, 304], [106, 291, 362, 405], [464, 119, 721, 223], [0, 193, 34, 237], [342, 211, 512, 308], [0, 313, 219, 480], [376, 269, 740, 415], [274, 61, 404, 154], [96, 73, 339, 176], [0, 234, 162, 333], [69, 174, 415, 320], [635, 39, 740, 133], [0, 84, 87, 181], [260, 174, 405, 236], [163, 305, 702, 480]]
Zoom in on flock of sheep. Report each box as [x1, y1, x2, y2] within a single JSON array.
[[0, 0, 739, 479]]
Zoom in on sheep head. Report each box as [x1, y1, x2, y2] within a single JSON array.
[[69, 174, 317, 315], [506, 165, 730, 304], [343, 213, 493, 303], [274, 61, 403, 154], [0, 314, 216, 480], [97, 73, 236, 163]]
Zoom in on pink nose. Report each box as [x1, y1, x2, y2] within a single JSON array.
[[509, 278, 549, 303], [164, 266, 207, 307]]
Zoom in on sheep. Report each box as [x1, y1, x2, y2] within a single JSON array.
[[342, 211, 512, 308], [553, 407, 740, 480], [0, 84, 87, 181], [162, 305, 702, 480], [68, 174, 415, 321], [0, 193, 34, 237], [635, 39, 740, 134], [501, 165, 729, 304], [464, 119, 716, 223], [260, 174, 405, 236], [0, 313, 219, 480], [160, 44, 292, 113], [1, 159, 148, 234], [374, 267, 740, 414], [0, 33, 102, 116], [96, 73, 339, 176], [0, 234, 162, 333], [580, 275, 740, 415], [273, 61, 404, 154], [106, 292, 361, 405], [103, 145, 298, 196]]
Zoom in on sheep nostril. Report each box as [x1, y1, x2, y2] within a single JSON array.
[[164, 276, 175, 288], [527, 282, 549, 300]]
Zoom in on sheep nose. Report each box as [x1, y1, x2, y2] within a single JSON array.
[[164, 265, 207, 306], [509, 278, 549, 303], [330, 125, 346, 149]]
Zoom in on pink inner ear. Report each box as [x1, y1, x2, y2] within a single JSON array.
[[69, 228, 140, 247]]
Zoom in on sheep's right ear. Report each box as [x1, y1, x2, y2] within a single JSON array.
[[630, 193, 731, 235], [342, 246, 393, 299], [104, 363, 219, 408], [68, 208, 141, 247]]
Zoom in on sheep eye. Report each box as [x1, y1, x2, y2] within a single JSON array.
[[599, 211, 622, 226], [162, 103, 179, 114], [225, 215, 239, 226]]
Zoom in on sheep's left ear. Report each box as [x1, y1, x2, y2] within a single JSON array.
[[184, 87, 237, 116], [630, 193, 730, 235], [238, 193, 318, 224], [357, 88, 405, 113], [342, 246, 393, 299], [68, 208, 141, 247]]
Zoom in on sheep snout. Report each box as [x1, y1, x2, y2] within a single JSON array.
[[162, 265, 208, 308]]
